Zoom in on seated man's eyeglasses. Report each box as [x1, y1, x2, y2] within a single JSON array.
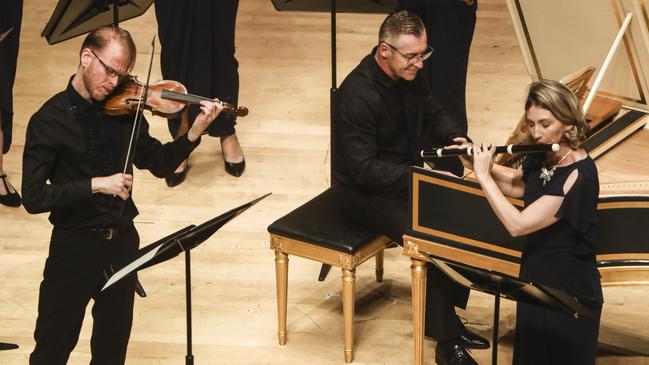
[[89, 49, 129, 80], [383, 42, 434, 65]]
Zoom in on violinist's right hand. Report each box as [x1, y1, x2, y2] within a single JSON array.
[[187, 99, 224, 142], [91, 173, 133, 200]]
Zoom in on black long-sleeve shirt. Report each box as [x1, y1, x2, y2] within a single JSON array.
[[22, 80, 200, 228], [332, 50, 466, 198]]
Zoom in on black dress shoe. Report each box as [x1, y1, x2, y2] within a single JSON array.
[[0, 174, 21, 207], [165, 165, 190, 187], [435, 341, 477, 365], [459, 321, 490, 349]]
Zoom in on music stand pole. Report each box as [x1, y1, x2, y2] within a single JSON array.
[[320, 0, 338, 282], [329, 0, 337, 185], [492, 283, 501, 365], [185, 247, 194, 365], [113, 0, 119, 27]]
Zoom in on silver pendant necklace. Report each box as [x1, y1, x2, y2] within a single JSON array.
[[539, 150, 572, 186]]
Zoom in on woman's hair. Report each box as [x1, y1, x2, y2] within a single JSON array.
[[523, 79, 589, 149], [80, 26, 136, 71], [378, 10, 425, 45]]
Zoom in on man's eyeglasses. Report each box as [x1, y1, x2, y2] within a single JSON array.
[[89, 49, 129, 80], [383, 42, 433, 65]]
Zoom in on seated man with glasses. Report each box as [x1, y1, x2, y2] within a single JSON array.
[[333, 10, 487, 365], [22, 26, 224, 365]]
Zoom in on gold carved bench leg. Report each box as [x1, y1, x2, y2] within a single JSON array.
[[342, 268, 356, 363], [411, 258, 427, 365], [375, 249, 384, 283], [275, 251, 289, 345]]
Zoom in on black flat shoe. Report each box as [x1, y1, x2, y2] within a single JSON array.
[[0, 174, 21, 207], [165, 165, 190, 187], [435, 340, 477, 365]]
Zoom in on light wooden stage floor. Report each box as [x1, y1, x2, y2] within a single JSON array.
[[1, 0, 648, 364]]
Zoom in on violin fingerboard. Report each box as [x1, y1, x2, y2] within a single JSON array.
[[160, 89, 209, 105]]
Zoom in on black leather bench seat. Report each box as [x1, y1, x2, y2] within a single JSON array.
[[268, 186, 378, 254]]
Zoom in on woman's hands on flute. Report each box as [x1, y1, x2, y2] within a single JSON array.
[[472, 142, 497, 180]]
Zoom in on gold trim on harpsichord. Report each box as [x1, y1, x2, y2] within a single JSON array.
[[597, 253, 649, 261], [269, 233, 390, 270], [403, 238, 427, 261], [411, 171, 524, 258], [404, 234, 649, 286], [600, 180, 649, 195], [412, 225, 522, 259], [599, 266, 649, 285], [597, 200, 649, 209], [403, 234, 521, 278], [411, 172, 524, 208]]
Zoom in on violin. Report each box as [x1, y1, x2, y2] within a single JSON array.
[[103, 77, 249, 118]]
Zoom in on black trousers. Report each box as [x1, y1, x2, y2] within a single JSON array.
[[339, 186, 470, 340], [30, 225, 139, 365], [399, 0, 478, 176], [155, 0, 239, 138]]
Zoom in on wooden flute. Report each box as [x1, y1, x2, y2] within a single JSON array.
[[421, 143, 559, 159]]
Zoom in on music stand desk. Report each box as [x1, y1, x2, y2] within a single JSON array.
[[403, 245, 590, 365], [102, 194, 270, 364]]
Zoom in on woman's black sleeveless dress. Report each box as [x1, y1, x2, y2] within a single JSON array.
[[513, 154, 603, 365]]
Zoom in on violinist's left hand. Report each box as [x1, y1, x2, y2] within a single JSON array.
[[188, 99, 224, 142]]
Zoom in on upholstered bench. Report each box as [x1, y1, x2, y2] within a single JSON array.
[[268, 186, 391, 363]]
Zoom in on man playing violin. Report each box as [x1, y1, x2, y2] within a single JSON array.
[[333, 11, 485, 365], [22, 26, 223, 365]]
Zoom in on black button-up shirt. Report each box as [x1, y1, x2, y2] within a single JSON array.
[[22, 79, 200, 229], [333, 50, 466, 198]]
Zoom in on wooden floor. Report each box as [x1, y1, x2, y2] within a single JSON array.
[[1, 0, 648, 364]]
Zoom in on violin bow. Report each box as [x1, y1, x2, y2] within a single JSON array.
[[122, 35, 156, 175]]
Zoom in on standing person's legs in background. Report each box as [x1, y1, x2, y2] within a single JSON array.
[[155, 0, 244, 187], [0, 0, 22, 206]]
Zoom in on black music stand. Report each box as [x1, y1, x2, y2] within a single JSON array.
[[102, 193, 270, 365], [425, 254, 591, 365], [271, 0, 397, 282], [42, 0, 153, 44], [0, 342, 18, 351]]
